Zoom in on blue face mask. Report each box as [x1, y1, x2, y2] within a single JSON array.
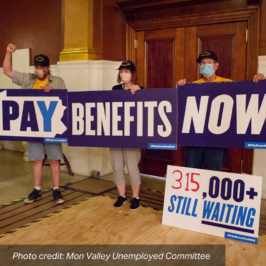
[[200, 64, 214, 77]]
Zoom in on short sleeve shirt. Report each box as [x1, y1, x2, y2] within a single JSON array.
[[12, 70, 66, 89]]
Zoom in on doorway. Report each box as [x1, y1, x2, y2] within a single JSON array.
[[133, 21, 253, 177]]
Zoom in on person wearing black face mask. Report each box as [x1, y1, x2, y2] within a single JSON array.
[[176, 50, 265, 171]]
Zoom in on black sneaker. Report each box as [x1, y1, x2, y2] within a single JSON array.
[[24, 189, 42, 203], [114, 196, 127, 208], [130, 197, 140, 211], [53, 189, 64, 204]]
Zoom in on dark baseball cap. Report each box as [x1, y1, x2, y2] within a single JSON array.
[[117, 60, 136, 71], [196, 51, 218, 63], [34, 54, 50, 67]]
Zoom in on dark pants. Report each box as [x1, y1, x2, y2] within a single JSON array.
[[185, 147, 226, 171]]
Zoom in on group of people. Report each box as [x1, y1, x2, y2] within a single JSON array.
[[3, 44, 266, 211]]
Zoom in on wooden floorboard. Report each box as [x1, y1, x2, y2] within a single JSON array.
[[64, 178, 116, 194], [0, 190, 73, 220], [0, 189, 64, 214], [103, 188, 164, 210], [259, 218, 266, 225], [0, 194, 91, 235], [0, 186, 92, 235], [0, 177, 265, 239], [259, 228, 266, 235], [258, 223, 266, 230], [260, 213, 266, 220], [0, 196, 265, 266], [138, 188, 165, 197], [0, 191, 82, 228], [104, 193, 163, 210], [107, 187, 164, 202]]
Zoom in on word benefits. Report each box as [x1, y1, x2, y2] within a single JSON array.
[[72, 101, 172, 137]]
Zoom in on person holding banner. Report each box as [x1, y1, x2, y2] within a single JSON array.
[[177, 50, 266, 171], [3, 43, 66, 204], [177, 51, 231, 171], [110, 60, 144, 210]]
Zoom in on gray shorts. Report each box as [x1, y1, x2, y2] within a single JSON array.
[[28, 142, 63, 161], [109, 148, 141, 186]]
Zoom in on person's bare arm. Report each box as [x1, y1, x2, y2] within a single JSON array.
[[3, 43, 16, 79]]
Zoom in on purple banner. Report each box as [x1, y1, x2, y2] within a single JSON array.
[[68, 88, 178, 149], [178, 80, 266, 148]]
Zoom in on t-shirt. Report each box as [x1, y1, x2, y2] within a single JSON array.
[[32, 78, 49, 89], [12, 70, 66, 89], [112, 84, 145, 90], [192, 76, 232, 83]]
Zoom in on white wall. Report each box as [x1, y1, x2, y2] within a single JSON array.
[[252, 56, 266, 198], [57, 60, 121, 176]]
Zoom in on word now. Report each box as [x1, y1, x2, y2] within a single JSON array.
[[182, 94, 266, 135]]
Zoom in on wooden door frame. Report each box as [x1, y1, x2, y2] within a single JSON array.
[[126, 7, 259, 80], [126, 7, 259, 175]]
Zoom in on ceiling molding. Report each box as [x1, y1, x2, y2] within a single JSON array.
[[116, 0, 215, 13], [126, 7, 257, 31]]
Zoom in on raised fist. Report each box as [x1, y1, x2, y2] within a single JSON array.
[[7, 43, 16, 53]]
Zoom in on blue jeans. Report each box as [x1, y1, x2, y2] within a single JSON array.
[[185, 147, 226, 171]]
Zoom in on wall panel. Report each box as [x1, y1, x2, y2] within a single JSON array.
[[0, 0, 63, 67]]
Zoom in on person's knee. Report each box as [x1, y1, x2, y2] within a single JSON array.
[[33, 159, 43, 166], [49, 159, 59, 166], [131, 181, 141, 186], [128, 173, 141, 186]]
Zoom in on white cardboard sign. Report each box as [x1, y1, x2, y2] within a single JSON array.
[[162, 166, 262, 244]]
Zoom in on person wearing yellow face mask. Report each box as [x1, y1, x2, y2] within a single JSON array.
[[3, 43, 66, 205], [110, 60, 144, 211]]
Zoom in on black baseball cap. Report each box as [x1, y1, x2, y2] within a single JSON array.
[[196, 51, 218, 63], [34, 54, 50, 67], [117, 60, 136, 71]]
